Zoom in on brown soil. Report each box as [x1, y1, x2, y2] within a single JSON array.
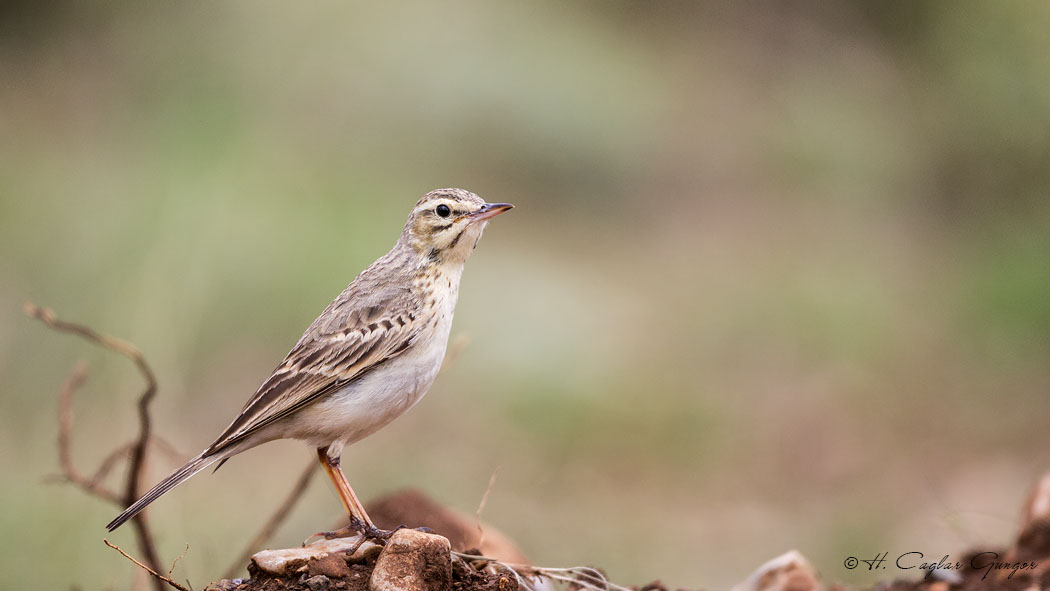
[[204, 488, 1050, 591], [864, 519, 1050, 591], [875, 547, 1050, 591], [204, 530, 1050, 591], [205, 550, 519, 591]]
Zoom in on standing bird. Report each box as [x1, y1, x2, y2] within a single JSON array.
[[106, 188, 513, 533]]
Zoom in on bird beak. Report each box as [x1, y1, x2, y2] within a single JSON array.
[[466, 202, 514, 223]]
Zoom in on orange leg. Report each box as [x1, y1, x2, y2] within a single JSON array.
[[317, 447, 375, 529]]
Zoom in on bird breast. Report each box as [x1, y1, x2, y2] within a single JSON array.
[[285, 274, 459, 448]]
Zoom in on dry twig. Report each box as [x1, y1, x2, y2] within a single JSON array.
[[27, 302, 164, 590], [104, 539, 191, 591], [475, 467, 500, 550], [169, 544, 190, 580], [87, 442, 135, 487], [149, 435, 189, 465], [222, 459, 317, 579], [53, 362, 126, 504]]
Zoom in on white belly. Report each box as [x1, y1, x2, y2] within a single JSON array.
[[282, 308, 454, 448]]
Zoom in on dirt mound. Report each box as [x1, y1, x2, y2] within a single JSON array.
[[205, 478, 1050, 591], [205, 535, 522, 591]]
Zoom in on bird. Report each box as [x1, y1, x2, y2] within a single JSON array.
[[106, 188, 513, 534]]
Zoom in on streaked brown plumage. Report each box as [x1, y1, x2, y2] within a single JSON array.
[[107, 188, 512, 532]]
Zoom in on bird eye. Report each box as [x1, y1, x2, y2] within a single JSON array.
[[435, 204, 451, 218]]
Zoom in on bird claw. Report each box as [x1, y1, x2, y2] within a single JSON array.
[[386, 523, 436, 536], [302, 518, 436, 547], [302, 531, 332, 546], [301, 516, 371, 545], [353, 522, 439, 544]]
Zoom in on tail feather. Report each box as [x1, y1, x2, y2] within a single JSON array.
[[106, 453, 219, 531]]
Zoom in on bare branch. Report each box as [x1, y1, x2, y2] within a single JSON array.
[[169, 544, 190, 579], [222, 459, 317, 580], [53, 361, 125, 504], [150, 435, 189, 465], [27, 302, 165, 590], [88, 443, 135, 489], [104, 539, 191, 591]]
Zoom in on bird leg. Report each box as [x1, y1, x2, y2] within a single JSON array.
[[312, 446, 433, 545], [317, 446, 375, 529]]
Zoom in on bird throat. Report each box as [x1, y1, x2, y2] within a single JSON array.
[[413, 262, 462, 335]]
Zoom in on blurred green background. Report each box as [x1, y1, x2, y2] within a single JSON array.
[[2, 1, 1049, 589]]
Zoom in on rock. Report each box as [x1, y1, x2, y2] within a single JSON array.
[[1020, 472, 1050, 528], [303, 574, 331, 591], [309, 553, 353, 578], [251, 535, 382, 577], [370, 529, 452, 591], [1006, 472, 1050, 567], [366, 489, 530, 565], [733, 550, 823, 591]]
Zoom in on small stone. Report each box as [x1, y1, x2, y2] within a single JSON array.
[[1021, 473, 1050, 527], [304, 574, 331, 591], [733, 550, 823, 591], [366, 489, 530, 565], [926, 566, 963, 585], [370, 529, 452, 591], [251, 535, 381, 576], [310, 553, 353, 578], [1012, 472, 1050, 565]]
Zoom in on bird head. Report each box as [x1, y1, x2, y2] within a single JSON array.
[[402, 188, 513, 265]]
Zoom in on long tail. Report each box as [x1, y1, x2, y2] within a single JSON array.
[[105, 453, 219, 531]]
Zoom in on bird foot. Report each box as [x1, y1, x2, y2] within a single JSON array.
[[304, 515, 435, 547], [304, 519, 436, 546], [356, 522, 437, 543]]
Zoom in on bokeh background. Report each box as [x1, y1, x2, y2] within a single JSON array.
[[2, 1, 1049, 589]]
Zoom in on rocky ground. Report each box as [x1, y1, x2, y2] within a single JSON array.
[[207, 529, 516, 591], [204, 476, 1050, 591], [205, 490, 552, 591]]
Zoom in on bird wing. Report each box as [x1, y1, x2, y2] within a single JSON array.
[[205, 285, 419, 454]]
